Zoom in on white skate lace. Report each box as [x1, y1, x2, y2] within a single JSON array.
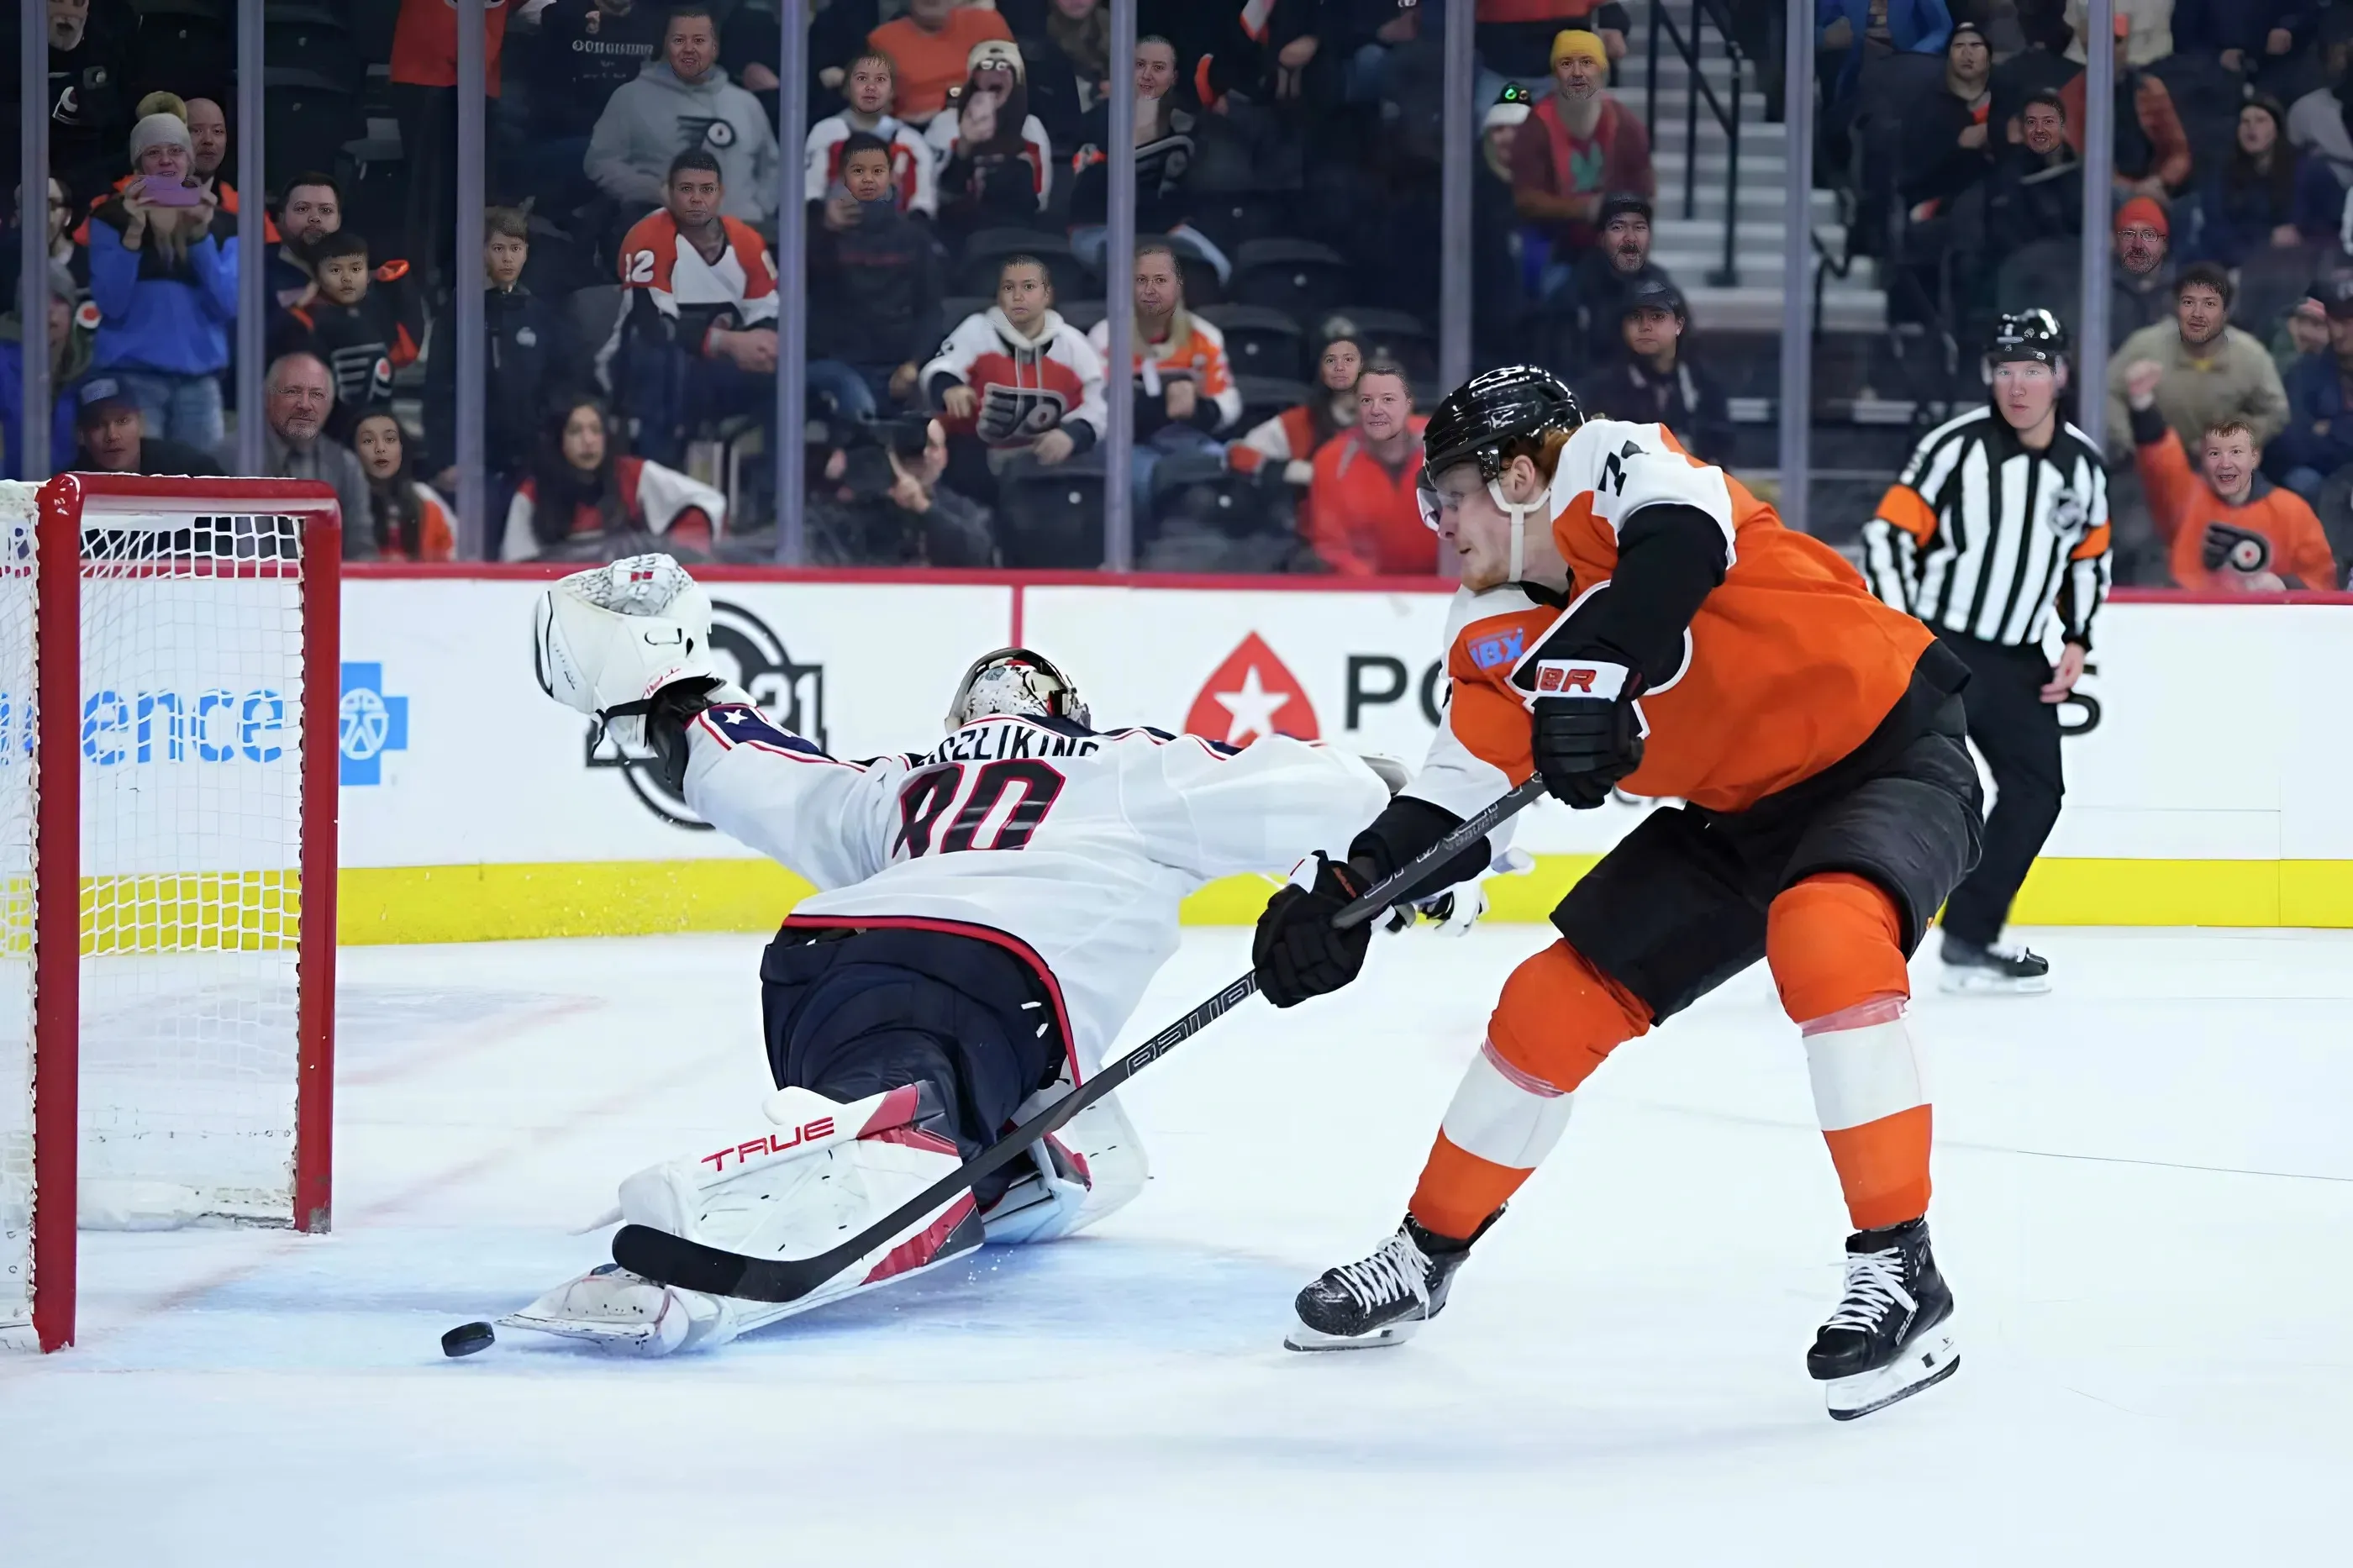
[[1824, 1248, 1917, 1334], [1987, 942, 2041, 964], [1330, 1233, 1432, 1313]]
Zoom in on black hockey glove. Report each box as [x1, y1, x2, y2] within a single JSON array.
[[633, 676, 725, 797], [1526, 658, 1645, 809], [1253, 854, 1375, 1008]]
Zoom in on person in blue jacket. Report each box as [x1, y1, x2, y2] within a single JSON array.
[[2268, 276, 2353, 499], [1817, 0, 1953, 109], [85, 111, 238, 455], [0, 262, 94, 481]]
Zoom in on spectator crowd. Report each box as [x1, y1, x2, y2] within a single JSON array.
[[1835, 0, 2353, 588], [0, 0, 2344, 587]]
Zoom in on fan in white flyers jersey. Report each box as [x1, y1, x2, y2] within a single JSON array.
[[506, 555, 1397, 1353]]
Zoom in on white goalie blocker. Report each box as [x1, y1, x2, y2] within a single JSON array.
[[517, 559, 1150, 1354], [0, 475, 340, 1355]]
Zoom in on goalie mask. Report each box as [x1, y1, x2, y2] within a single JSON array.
[[945, 648, 1092, 733], [1418, 366, 1582, 581]]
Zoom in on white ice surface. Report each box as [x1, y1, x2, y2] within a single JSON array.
[[4, 926, 2350, 1565]]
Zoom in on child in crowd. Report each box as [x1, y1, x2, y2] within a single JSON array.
[[271, 230, 420, 439]]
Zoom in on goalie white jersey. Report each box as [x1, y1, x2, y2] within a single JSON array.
[[684, 705, 1391, 1077]]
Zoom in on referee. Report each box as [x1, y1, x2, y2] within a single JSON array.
[[1859, 311, 2112, 993]]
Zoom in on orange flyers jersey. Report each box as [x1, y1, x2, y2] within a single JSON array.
[[1412, 419, 1936, 818]]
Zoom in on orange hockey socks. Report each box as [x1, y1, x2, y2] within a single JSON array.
[[1408, 941, 1650, 1241], [1766, 873, 1931, 1232]]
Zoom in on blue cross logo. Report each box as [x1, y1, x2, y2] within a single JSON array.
[[340, 662, 409, 787]]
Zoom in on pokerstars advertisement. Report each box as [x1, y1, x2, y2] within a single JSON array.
[[333, 573, 2353, 881]]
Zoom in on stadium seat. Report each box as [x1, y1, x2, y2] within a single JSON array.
[[958, 229, 1083, 297], [1148, 451, 1262, 529], [995, 450, 1107, 568], [268, 8, 366, 95], [1056, 298, 1108, 333], [566, 285, 626, 371], [1236, 376, 1311, 433], [1319, 308, 1437, 385], [1187, 188, 1295, 257], [262, 76, 366, 194], [940, 296, 992, 329], [127, 0, 234, 106], [1231, 239, 1352, 327], [1198, 305, 1305, 381]]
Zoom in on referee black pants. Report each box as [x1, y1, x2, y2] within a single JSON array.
[[1938, 634, 2065, 947]]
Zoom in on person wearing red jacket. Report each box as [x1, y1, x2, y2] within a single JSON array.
[[2122, 358, 2344, 590], [1305, 360, 1434, 576]]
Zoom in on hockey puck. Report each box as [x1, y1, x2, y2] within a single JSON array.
[[441, 1320, 496, 1358]]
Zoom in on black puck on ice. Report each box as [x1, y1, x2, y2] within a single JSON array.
[[441, 1320, 496, 1358]]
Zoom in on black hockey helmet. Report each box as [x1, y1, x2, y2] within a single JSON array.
[[1422, 366, 1583, 487], [1987, 309, 2068, 367]]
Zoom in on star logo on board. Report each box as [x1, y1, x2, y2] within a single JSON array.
[[1183, 633, 1319, 745], [339, 662, 409, 787]]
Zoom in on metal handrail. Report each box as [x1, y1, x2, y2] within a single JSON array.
[[1643, 0, 1745, 287]]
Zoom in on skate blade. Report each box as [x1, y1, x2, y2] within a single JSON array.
[[1282, 1316, 1424, 1353], [1938, 968, 2050, 996], [1824, 1323, 1960, 1420]]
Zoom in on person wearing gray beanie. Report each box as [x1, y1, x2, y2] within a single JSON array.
[[86, 102, 235, 455]]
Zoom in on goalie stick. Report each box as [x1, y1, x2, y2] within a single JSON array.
[[611, 776, 1548, 1304]]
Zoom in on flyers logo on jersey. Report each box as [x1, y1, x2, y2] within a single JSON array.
[[1185, 633, 1319, 745], [2201, 521, 2272, 576], [976, 384, 1071, 444]]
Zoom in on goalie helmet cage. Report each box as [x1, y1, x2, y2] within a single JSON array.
[[0, 474, 341, 1355]]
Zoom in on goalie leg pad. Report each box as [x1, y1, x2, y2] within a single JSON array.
[[503, 1083, 984, 1354]]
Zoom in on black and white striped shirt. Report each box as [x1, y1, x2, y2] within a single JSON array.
[[1861, 407, 2113, 648]]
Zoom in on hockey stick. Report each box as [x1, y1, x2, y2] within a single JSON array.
[[612, 776, 1550, 1303]]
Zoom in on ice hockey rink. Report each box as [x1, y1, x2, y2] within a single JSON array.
[[3, 922, 2348, 1565]]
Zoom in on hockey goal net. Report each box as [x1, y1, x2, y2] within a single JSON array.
[[0, 474, 340, 1353]]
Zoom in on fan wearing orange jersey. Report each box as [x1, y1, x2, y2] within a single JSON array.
[[1253, 367, 1983, 1421]]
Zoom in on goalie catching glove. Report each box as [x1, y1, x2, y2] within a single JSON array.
[[532, 554, 752, 792]]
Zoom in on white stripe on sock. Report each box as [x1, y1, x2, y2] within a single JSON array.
[[1439, 1039, 1577, 1169], [1803, 1018, 1926, 1133]]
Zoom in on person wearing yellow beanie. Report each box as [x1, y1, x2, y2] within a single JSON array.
[[1550, 29, 1609, 71], [1511, 21, 1656, 271]]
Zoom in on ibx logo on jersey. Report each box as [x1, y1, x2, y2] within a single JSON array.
[[586, 599, 825, 829], [1183, 632, 1319, 745]]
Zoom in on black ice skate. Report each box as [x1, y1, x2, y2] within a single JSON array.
[[1286, 1214, 1483, 1351], [1808, 1218, 1959, 1420], [1937, 934, 2050, 995]]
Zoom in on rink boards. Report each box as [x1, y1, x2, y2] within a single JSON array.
[[331, 571, 2353, 941]]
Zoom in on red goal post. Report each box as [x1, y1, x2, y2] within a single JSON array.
[[2, 474, 341, 1354]]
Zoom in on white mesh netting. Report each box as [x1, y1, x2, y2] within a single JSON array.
[[2, 481, 313, 1349]]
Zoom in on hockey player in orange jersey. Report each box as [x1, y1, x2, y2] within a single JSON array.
[[1251, 366, 1983, 1419]]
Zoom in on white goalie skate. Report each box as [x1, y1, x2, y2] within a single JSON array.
[[979, 1086, 1149, 1245], [502, 1083, 985, 1355]]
